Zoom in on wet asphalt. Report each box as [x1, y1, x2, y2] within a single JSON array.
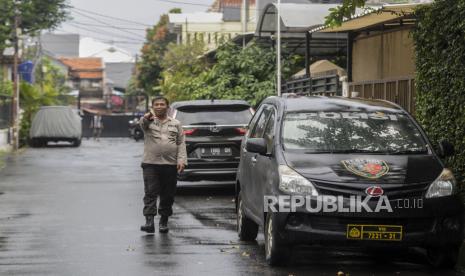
[[0, 138, 464, 276]]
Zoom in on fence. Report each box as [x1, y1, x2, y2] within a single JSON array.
[[348, 77, 416, 114], [0, 95, 11, 129], [82, 113, 138, 138]]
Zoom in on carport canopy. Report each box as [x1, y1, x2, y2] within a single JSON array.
[[255, 3, 348, 57]]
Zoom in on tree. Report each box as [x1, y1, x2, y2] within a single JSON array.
[[0, 0, 68, 55], [167, 41, 301, 106], [160, 40, 207, 101], [324, 0, 367, 26], [137, 8, 181, 95]]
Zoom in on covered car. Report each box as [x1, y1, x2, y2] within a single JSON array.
[[30, 106, 82, 147]]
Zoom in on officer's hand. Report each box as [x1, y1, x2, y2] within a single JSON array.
[[177, 163, 185, 173], [144, 112, 154, 121]]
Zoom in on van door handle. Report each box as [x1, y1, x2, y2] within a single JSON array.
[[251, 155, 257, 164]]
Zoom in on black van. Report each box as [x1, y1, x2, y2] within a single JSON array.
[[236, 95, 464, 267]]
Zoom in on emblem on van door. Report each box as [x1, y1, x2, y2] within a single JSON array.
[[341, 159, 389, 179]]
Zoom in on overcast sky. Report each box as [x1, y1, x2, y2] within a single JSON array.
[[57, 0, 215, 55]]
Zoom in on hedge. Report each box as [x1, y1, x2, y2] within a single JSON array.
[[413, 0, 465, 184]]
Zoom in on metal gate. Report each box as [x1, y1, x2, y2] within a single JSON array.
[[82, 114, 139, 138]]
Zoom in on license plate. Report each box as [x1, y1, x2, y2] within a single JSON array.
[[346, 224, 402, 241], [200, 147, 232, 156]]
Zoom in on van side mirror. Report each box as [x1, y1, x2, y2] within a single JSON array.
[[246, 138, 267, 155], [438, 140, 455, 158]]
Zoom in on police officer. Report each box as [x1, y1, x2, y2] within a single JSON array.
[[139, 96, 187, 233]]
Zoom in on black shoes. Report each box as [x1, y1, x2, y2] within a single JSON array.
[[159, 216, 169, 233], [140, 216, 155, 233]]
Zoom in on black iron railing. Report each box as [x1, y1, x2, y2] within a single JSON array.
[[282, 74, 341, 96]]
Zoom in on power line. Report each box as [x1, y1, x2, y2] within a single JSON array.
[[154, 0, 261, 11], [71, 9, 145, 39], [70, 6, 152, 27], [65, 22, 145, 42], [71, 21, 148, 31], [155, 0, 211, 7]]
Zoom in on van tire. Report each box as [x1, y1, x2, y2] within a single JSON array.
[[237, 193, 258, 241], [265, 212, 290, 266], [426, 245, 459, 268]]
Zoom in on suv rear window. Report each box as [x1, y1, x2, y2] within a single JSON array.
[[174, 105, 252, 125], [282, 111, 428, 154]]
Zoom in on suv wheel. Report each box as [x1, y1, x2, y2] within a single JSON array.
[[72, 138, 81, 147], [30, 138, 45, 148], [237, 193, 258, 241], [265, 212, 290, 266], [427, 245, 460, 268]]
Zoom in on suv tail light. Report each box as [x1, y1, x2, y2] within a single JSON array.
[[235, 128, 247, 135], [184, 128, 197, 136]]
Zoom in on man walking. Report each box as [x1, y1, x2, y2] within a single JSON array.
[[139, 96, 187, 233], [90, 113, 104, 141]]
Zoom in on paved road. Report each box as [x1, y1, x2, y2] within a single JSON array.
[[0, 139, 463, 275]]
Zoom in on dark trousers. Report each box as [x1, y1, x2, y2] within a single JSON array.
[[141, 163, 178, 217]]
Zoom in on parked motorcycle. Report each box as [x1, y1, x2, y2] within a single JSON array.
[[129, 117, 144, 141]]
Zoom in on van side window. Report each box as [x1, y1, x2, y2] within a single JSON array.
[[247, 105, 264, 137], [250, 106, 271, 138], [263, 110, 276, 154]]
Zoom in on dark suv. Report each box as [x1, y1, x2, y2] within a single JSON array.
[[236, 95, 464, 267], [170, 100, 254, 181]]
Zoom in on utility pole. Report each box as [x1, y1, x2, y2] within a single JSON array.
[[276, 0, 282, 97], [11, 0, 20, 151], [242, 0, 248, 48]]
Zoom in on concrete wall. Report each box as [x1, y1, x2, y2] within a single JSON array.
[[352, 28, 415, 82], [41, 33, 80, 57]]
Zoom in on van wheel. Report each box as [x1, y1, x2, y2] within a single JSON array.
[[427, 245, 459, 268], [265, 212, 290, 266], [237, 193, 258, 241]]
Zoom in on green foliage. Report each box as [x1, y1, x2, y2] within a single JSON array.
[[164, 41, 300, 107], [137, 9, 182, 95], [412, 0, 465, 183], [18, 58, 70, 146], [160, 41, 207, 101], [0, 0, 68, 53], [325, 0, 367, 27], [0, 80, 12, 96]]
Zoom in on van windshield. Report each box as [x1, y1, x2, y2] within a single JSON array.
[[282, 112, 428, 154]]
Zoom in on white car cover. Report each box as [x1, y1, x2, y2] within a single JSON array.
[[30, 106, 82, 138]]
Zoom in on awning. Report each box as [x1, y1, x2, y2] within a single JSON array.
[[311, 4, 420, 33], [255, 3, 347, 57], [256, 3, 339, 37]]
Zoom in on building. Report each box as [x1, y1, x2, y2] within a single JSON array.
[[79, 37, 135, 92], [309, 3, 419, 113], [41, 33, 80, 57], [168, 0, 257, 50], [59, 57, 105, 99]]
